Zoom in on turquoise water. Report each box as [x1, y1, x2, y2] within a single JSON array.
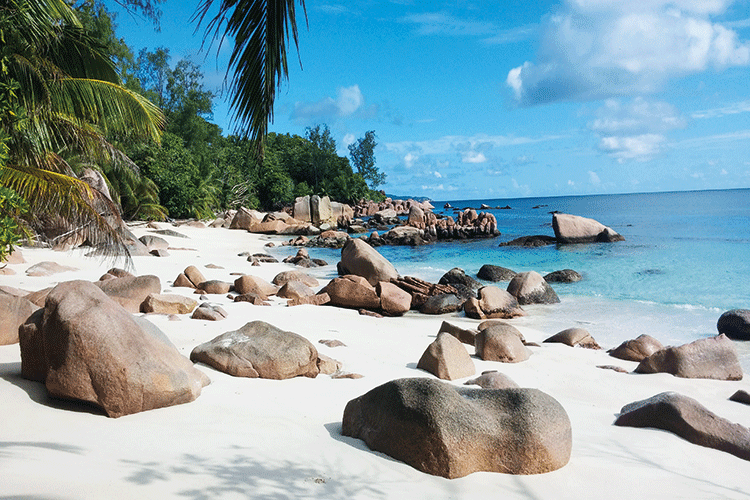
[[293, 189, 750, 367]]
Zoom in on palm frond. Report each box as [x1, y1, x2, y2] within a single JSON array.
[[194, 0, 307, 154]]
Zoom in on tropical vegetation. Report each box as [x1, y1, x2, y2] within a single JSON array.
[[0, 0, 386, 259]]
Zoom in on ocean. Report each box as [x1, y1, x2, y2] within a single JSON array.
[[295, 189, 750, 369]]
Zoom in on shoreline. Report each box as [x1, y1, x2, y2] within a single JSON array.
[[1, 224, 749, 499]]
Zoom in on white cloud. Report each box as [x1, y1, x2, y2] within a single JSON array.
[[343, 133, 356, 146], [590, 97, 685, 161], [291, 85, 365, 121], [507, 0, 750, 106], [433, 171, 443, 178], [598, 134, 666, 162], [462, 151, 487, 163], [588, 170, 601, 184], [385, 133, 565, 156], [691, 99, 750, 118], [403, 152, 418, 168]]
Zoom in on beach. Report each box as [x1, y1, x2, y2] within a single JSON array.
[[1, 223, 749, 499]]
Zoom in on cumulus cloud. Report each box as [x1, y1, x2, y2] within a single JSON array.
[[461, 151, 487, 163], [598, 134, 666, 162], [507, 0, 750, 106], [291, 85, 366, 121], [590, 97, 686, 161]]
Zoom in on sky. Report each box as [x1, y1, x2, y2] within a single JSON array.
[[110, 0, 750, 201]]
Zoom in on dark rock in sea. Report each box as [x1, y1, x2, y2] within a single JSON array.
[[444, 203, 453, 209], [497, 205, 512, 210], [477, 264, 517, 282], [420, 293, 463, 315], [507, 271, 560, 305], [717, 309, 750, 341], [614, 392, 750, 461], [544, 269, 582, 283], [438, 268, 482, 301], [637, 269, 664, 276], [532, 205, 547, 209], [342, 378, 572, 478], [499, 235, 556, 247]]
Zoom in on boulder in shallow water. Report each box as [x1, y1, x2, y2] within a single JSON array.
[[342, 378, 572, 478], [477, 264, 517, 282], [507, 271, 560, 305], [717, 309, 750, 341], [544, 269, 582, 283], [552, 213, 624, 244]]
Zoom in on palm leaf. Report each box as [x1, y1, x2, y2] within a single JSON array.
[[194, 0, 306, 154]]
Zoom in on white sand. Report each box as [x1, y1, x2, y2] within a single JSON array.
[[1, 224, 749, 499]]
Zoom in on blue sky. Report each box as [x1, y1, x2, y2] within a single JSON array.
[[111, 0, 750, 200]]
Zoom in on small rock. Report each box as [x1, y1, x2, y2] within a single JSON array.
[[544, 328, 601, 349], [417, 332, 475, 381], [191, 303, 228, 321], [464, 371, 519, 389]]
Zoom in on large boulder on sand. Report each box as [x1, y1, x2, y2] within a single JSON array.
[[464, 286, 525, 320], [322, 275, 381, 310], [376, 281, 412, 316], [339, 238, 399, 286], [507, 271, 560, 305], [635, 334, 742, 380], [552, 213, 624, 244], [18, 281, 208, 417], [141, 293, 198, 315], [94, 274, 161, 313], [190, 321, 319, 379], [475, 323, 531, 363], [233, 275, 278, 297], [417, 332, 475, 380], [0, 293, 38, 345], [342, 378, 572, 478], [608, 334, 664, 361], [615, 392, 750, 461], [717, 309, 750, 340]]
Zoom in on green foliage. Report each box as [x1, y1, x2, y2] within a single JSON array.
[[133, 132, 217, 219], [349, 130, 385, 189], [0, 185, 28, 261]]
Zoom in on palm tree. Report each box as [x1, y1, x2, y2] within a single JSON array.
[[194, 0, 306, 155], [0, 0, 165, 257]]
